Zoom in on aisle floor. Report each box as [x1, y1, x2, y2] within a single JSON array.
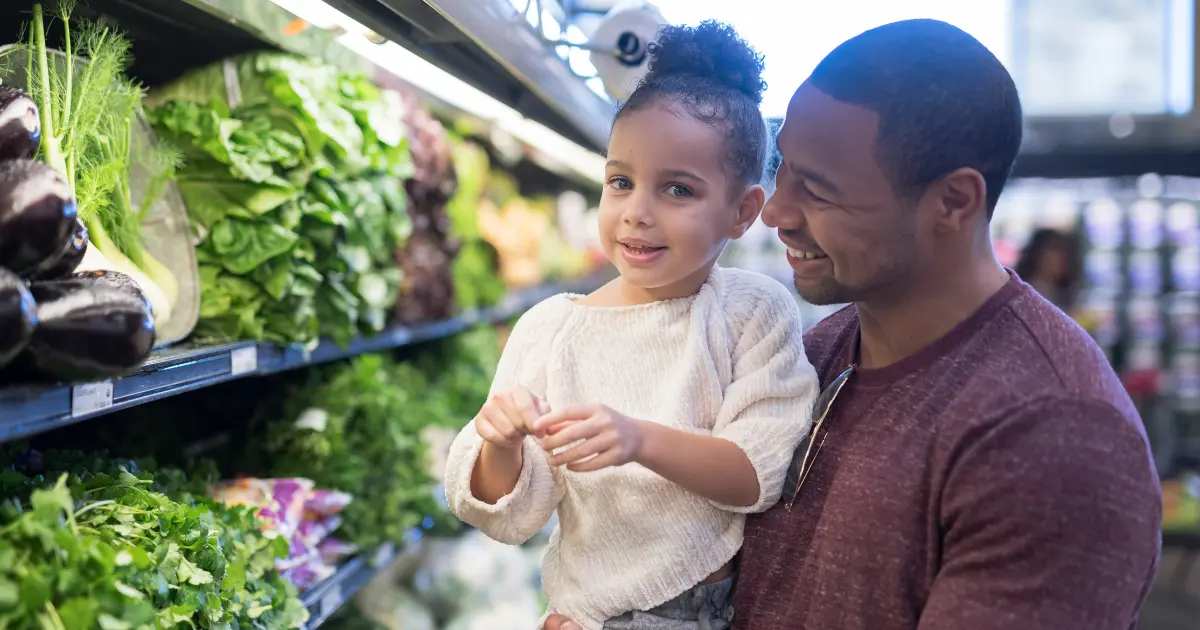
[[1142, 546, 1200, 629]]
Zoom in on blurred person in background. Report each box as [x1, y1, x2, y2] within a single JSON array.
[[1014, 227, 1083, 314]]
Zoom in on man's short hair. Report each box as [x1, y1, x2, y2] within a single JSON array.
[[807, 19, 1022, 217]]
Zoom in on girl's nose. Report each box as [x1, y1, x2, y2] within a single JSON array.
[[622, 194, 655, 227]]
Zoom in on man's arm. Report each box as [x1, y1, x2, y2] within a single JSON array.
[[918, 397, 1162, 630]]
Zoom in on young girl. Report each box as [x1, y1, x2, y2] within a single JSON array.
[[443, 21, 818, 630]]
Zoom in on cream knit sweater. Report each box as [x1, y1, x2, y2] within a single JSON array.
[[443, 267, 818, 630]]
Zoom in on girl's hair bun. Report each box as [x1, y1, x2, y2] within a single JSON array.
[[644, 20, 767, 104]]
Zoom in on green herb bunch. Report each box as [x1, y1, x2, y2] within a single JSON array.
[[0, 451, 308, 630], [262, 326, 502, 547]]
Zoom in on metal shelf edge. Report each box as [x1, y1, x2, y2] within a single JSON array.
[[0, 275, 609, 443], [300, 536, 420, 629]]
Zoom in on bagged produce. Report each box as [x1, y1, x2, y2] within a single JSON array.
[[12, 3, 185, 329], [209, 476, 354, 591]]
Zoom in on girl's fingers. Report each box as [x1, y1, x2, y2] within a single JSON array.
[[540, 417, 602, 451], [567, 448, 621, 473], [537, 420, 578, 438], [474, 416, 510, 445], [511, 388, 545, 432], [533, 404, 597, 433], [548, 435, 612, 467], [480, 403, 522, 441]]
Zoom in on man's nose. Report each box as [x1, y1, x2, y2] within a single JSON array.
[[762, 193, 804, 230]]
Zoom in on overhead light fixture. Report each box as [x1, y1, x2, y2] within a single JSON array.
[[266, 0, 605, 184]]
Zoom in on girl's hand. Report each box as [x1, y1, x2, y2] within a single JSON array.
[[475, 386, 549, 450], [533, 404, 647, 471]]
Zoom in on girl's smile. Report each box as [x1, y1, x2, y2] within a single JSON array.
[[618, 238, 668, 265]]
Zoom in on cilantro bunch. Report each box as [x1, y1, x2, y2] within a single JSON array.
[[0, 453, 308, 630]]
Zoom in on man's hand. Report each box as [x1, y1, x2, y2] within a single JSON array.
[[543, 613, 581, 630], [474, 386, 549, 450], [534, 403, 647, 471]]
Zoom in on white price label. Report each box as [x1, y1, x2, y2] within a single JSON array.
[[230, 346, 258, 376], [373, 543, 396, 566], [71, 382, 113, 417], [319, 584, 343, 618]]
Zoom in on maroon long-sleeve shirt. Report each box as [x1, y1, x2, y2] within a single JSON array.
[[733, 276, 1162, 630]]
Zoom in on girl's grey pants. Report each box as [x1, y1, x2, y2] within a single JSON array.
[[601, 575, 735, 630]]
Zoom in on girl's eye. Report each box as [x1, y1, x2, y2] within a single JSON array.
[[665, 183, 693, 198], [608, 176, 632, 191]]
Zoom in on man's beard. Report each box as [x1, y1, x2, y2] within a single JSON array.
[[794, 275, 854, 306], [793, 248, 917, 307]]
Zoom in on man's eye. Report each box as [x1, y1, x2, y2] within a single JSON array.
[[608, 177, 632, 191], [803, 184, 829, 204], [666, 184, 692, 197]]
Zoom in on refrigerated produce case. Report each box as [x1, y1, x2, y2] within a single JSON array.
[[0, 1, 614, 628]]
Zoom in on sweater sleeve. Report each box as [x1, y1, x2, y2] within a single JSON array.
[[442, 300, 569, 545], [710, 281, 819, 513]]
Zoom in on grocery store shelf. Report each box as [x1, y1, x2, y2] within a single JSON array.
[[0, 274, 609, 444], [0, 0, 607, 185], [302, 539, 417, 629], [1013, 145, 1200, 179], [318, 0, 614, 151]]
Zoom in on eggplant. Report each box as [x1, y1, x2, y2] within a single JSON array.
[[69, 269, 152, 313], [30, 217, 88, 280], [0, 159, 78, 276], [24, 279, 155, 381], [0, 267, 36, 366], [33, 270, 153, 322], [0, 87, 40, 162]]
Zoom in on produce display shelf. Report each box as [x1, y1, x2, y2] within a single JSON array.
[[302, 539, 413, 629], [0, 274, 608, 444]]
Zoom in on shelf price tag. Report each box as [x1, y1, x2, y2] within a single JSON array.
[[373, 543, 396, 567], [230, 346, 258, 376], [319, 584, 343, 619], [71, 382, 113, 417]]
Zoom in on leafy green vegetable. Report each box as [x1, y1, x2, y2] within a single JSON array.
[[258, 326, 502, 546], [146, 54, 413, 346], [445, 137, 504, 310], [0, 451, 308, 630]]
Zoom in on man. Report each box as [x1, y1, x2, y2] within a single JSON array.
[[547, 18, 1162, 630]]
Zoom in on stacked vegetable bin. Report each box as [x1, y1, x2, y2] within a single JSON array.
[[0, 2, 607, 629]]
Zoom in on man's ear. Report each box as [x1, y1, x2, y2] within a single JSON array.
[[929, 168, 987, 233], [731, 184, 766, 239]]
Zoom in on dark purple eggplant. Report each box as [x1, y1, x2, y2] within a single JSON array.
[[0, 267, 36, 366], [34, 270, 153, 321], [24, 279, 155, 381], [0, 86, 40, 162], [30, 217, 88, 280], [0, 159, 78, 276]]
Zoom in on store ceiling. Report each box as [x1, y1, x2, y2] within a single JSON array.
[[322, 0, 614, 151]]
